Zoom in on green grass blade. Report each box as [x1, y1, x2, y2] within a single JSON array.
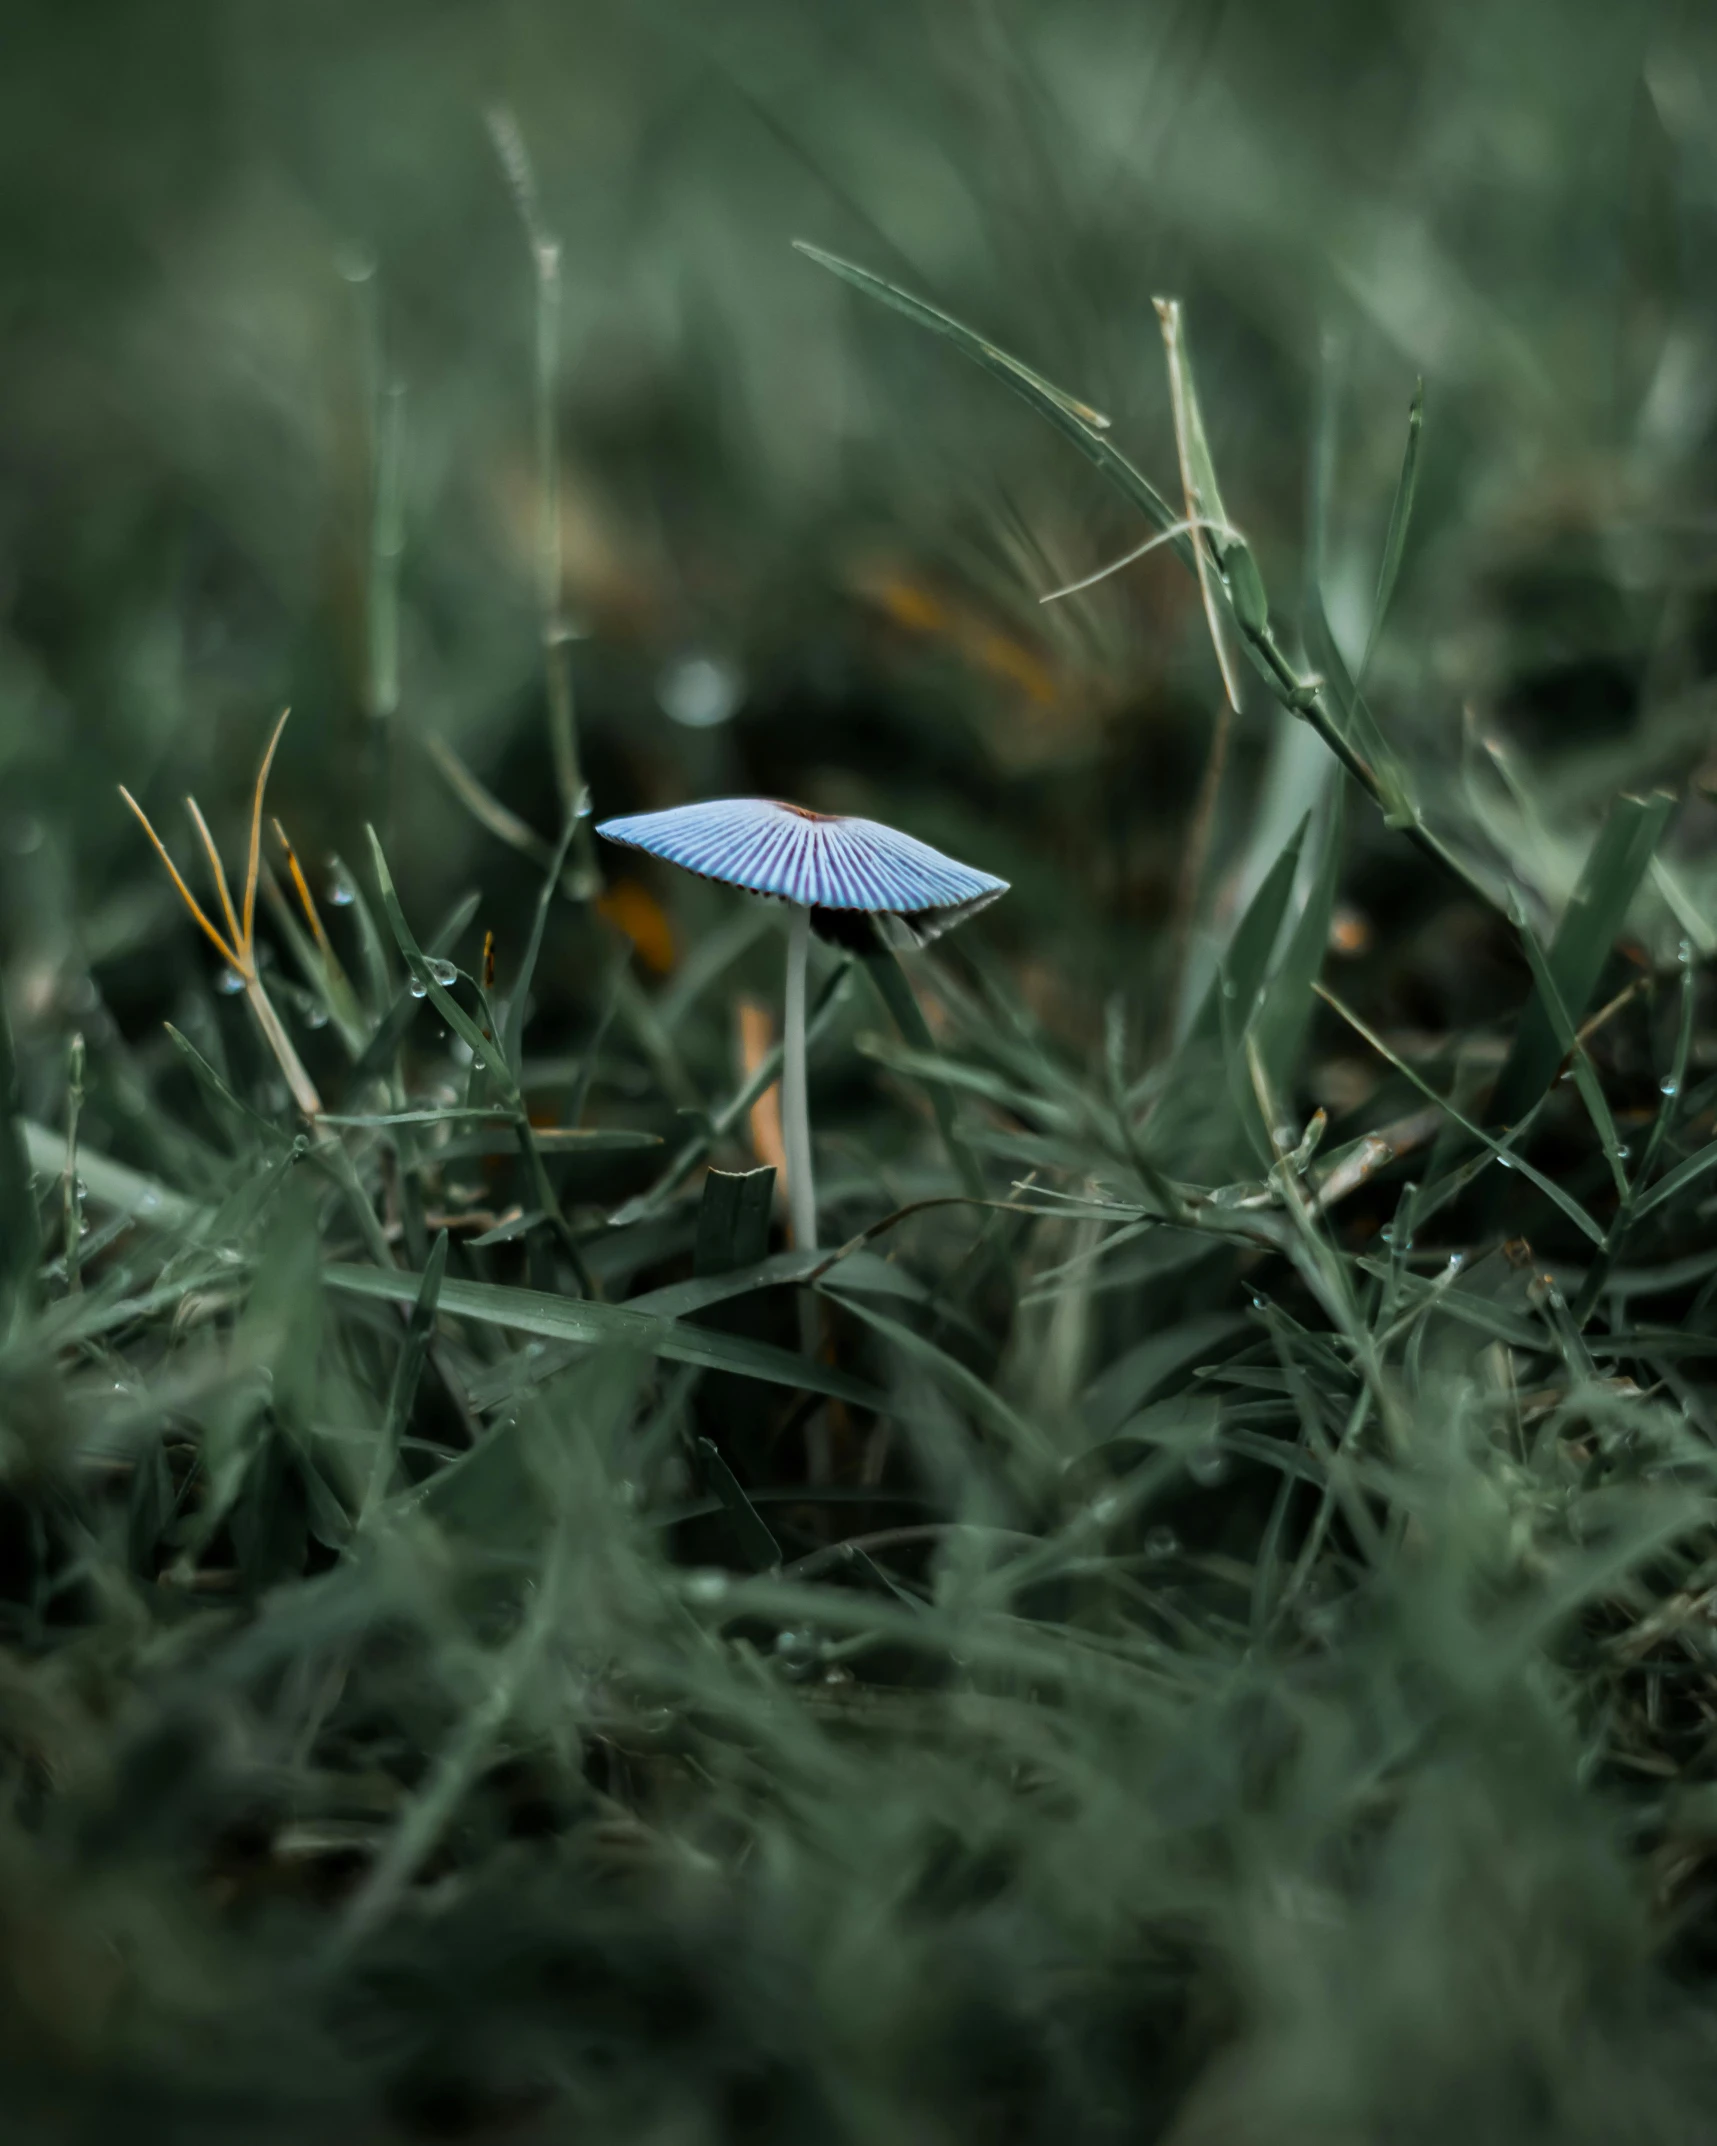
[[1304, 352, 1414, 815], [361, 1227, 448, 1528], [326, 1262, 882, 1406], [821, 1283, 1054, 1476], [1356, 377, 1424, 687], [501, 818, 578, 1074], [366, 829, 507, 1089], [1188, 820, 1308, 1055], [1154, 297, 1244, 711], [0, 978, 40, 1325], [694, 1436, 781, 1570], [21, 1122, 195, 1231], [863, 945, 985, 1199], [1489, 791, 1674, 1130], [1317, 984, 1605, 1245], [165, 1024, 291, 1146], [1505, 890, 1629, 1197], [348, 890, 483, 1087], [694, 1166, 777, 1277], [1252, 783, 1345, 1108], [794, 242, 1188, 556]]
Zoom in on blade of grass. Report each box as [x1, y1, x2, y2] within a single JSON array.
[[862, 945, 985, 1200], [1507, 889, 1630, 1196], [793, 241, 1186, 549], [1315, 984, 1605, 1246], [327, 1262, 883, 1407], [360, 1228, 447, 1528], [21, 1122, 195, 1231], [502, 818, 578, 1073], [1154, 298, 1245, 713], [348, 890, 483, 1087], [61, 1032, 84, 1294], [1489, 791, 1675, 1130], [1355, 377, 1424, 688], [693, 1436, 781, 1570], [0, 979, 41, 1325], [1252, 782, 1344, 1106]]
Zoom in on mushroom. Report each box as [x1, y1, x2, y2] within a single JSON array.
[[596, 799, 1007, 1251]]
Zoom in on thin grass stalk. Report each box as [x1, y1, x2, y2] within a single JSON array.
[[61, 1032, 84, 1293], [488, 105, 600, 896]]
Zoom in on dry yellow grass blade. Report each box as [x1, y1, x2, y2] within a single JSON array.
[[117, 788, 239, 969], [119, 712, 322, 1119]]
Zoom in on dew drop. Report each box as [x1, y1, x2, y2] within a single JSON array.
[[326, 868, 356, 908], [1660, 1076, 1679, 1097], [1496, 1154, 1514, 1169], [304, 1003, 330, 1031], [427, 958, 458, 988], [1144, 1525, 1179, 1559], [1618, 1143, 1632, 1160], [573, 785, 595, 819], [408, 976, 429, 1000], [216, 966, 246, 996], [1444, 1252, 1465, 1276], [472, 1056, 487, 1072], [1188, 1445, 1229, 1487], [1250, 1293, 1266, 1310], [1379, 1225, 1394, 1245]]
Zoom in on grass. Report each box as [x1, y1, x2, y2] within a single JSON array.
[[7, 2, 1717, 2137]]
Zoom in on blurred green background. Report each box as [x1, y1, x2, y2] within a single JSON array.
[[8, 0, 1716, 1049]]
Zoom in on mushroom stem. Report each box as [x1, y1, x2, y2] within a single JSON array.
[[782, 902, 817, 1253]]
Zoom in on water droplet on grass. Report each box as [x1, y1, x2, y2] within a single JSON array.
[[305, 1003, 330, 1031], [216, 966, 246, 995], [427, 958, 458, 987], [1188, 1446, 1229, 1487], [1660, 1076, 1679, 1097], [408, 976, 429, 999], [1144, 1525, 1179, 1559]]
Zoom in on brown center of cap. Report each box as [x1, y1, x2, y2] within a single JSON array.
[[772, 801, 842, 822]]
